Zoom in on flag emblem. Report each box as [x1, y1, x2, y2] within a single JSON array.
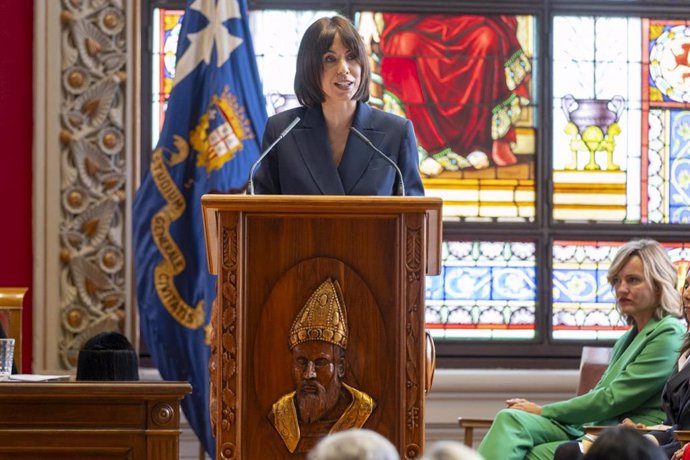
[[191, 86, 254, 173]]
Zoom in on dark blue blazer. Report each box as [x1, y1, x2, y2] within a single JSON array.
[[253, 102, 424, 196]]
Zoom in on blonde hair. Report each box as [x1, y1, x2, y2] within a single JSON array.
[[607, 239, 682, 323]]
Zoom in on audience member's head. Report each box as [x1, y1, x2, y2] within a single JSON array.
[[583, 426, 666, 460], [76, 331, 139, 381], [422, 440, 484, 460], [607, 239, 682, 322], [307, 429, 399, 460]]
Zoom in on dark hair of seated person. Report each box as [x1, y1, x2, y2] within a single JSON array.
[[76, 331, 139, 381], [580, 427, 666, 460], [554, 440, 584, 460]]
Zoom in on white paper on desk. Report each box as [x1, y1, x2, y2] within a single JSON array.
[[644, 424, 672, 431], [8, 374, 70, 382]]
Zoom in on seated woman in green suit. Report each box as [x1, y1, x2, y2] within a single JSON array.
[[555, 269, 690, 460], [477, 239, 686, 460]]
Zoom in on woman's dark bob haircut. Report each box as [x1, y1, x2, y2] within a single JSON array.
[[294, 15, 371, 107]]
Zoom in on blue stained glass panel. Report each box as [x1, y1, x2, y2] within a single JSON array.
[[553, 269, 599, 302], [669, 110, 690, 223], [440, 266, 536, 301], [426, 241, 537, 340], [425, 272, 445, 300], [492, 267, 537, 300], [596, 271, 616, 303], [553, 240, 690, 340], [444, 267, 493, 300]]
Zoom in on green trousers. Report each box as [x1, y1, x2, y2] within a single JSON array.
[[477, 408, 579, 460]]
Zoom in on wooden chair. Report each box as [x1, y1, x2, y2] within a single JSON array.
[[0, 288, 27, 372], [458, 346, 613, 447]]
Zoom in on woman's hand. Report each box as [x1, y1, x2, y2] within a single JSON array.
[[619, 417, 646, 429], [671, 443, 687, 460], [506, 398, 542, 415]]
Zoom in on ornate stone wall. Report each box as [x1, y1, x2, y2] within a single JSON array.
[[56, 0, 129, 369]]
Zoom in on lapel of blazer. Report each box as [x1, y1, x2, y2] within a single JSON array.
[[294, 106, 345, 194], [664, 358, 689, 397], [598, 317, 662, 388], [667, 357, 690, 421], [339, 102, 385, 194]]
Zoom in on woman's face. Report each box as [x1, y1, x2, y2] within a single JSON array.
[[320, 34, 361, 104], [611, 255, 657, 326], [682, 271, 690, 321]]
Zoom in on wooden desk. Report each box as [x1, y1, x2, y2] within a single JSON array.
[[586, 425, 690, 443], [0, 381, 191, 460]]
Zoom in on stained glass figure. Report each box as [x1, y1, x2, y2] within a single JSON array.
[[357, 12, 537, 221]]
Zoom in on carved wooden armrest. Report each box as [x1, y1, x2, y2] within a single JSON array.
[[457, 417, 493, 447]]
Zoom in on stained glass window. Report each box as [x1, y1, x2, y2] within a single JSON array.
[[429, 240, 690, 340], [356, 12, 538, 222], [552, 17, 690, 224], [147, 2, 690, 359], [250, 10, 336, 115], [151, 8, 183, 149], [552, 240, 690, 340], [426, 241, 537, 339]]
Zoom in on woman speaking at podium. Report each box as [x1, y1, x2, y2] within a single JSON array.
[[251, 15, 424, 197]]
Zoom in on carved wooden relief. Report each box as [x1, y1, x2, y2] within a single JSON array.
[[268, 277, 376, 454], [250, 258, 388, 458], [217, 215, 240, 460], [405, 224, 423, 459]]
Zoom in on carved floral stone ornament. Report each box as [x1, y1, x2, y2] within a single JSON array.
[[58, 0, 128, 369]]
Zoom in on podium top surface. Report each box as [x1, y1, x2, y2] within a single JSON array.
[[201, 194, 442, 214], [201, 194, 443, 275]]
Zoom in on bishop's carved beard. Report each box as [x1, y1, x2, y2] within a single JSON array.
[[295, 378, 341, 424]]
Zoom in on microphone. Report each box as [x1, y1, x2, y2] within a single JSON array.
[[349, 127, 406, 197], [246, 116, 301, 195]]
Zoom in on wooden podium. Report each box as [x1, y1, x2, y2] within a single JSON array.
[[202, 195, 442, 459]]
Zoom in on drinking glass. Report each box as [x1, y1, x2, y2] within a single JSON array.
[[0, 338, 15, 380]]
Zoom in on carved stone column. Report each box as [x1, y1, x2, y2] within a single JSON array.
[[33, 0, 137, 372]]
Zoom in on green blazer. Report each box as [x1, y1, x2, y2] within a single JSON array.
[[542, 315, 685, 435]]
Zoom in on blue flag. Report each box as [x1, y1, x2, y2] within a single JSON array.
[[133, 0, 266, 456]]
